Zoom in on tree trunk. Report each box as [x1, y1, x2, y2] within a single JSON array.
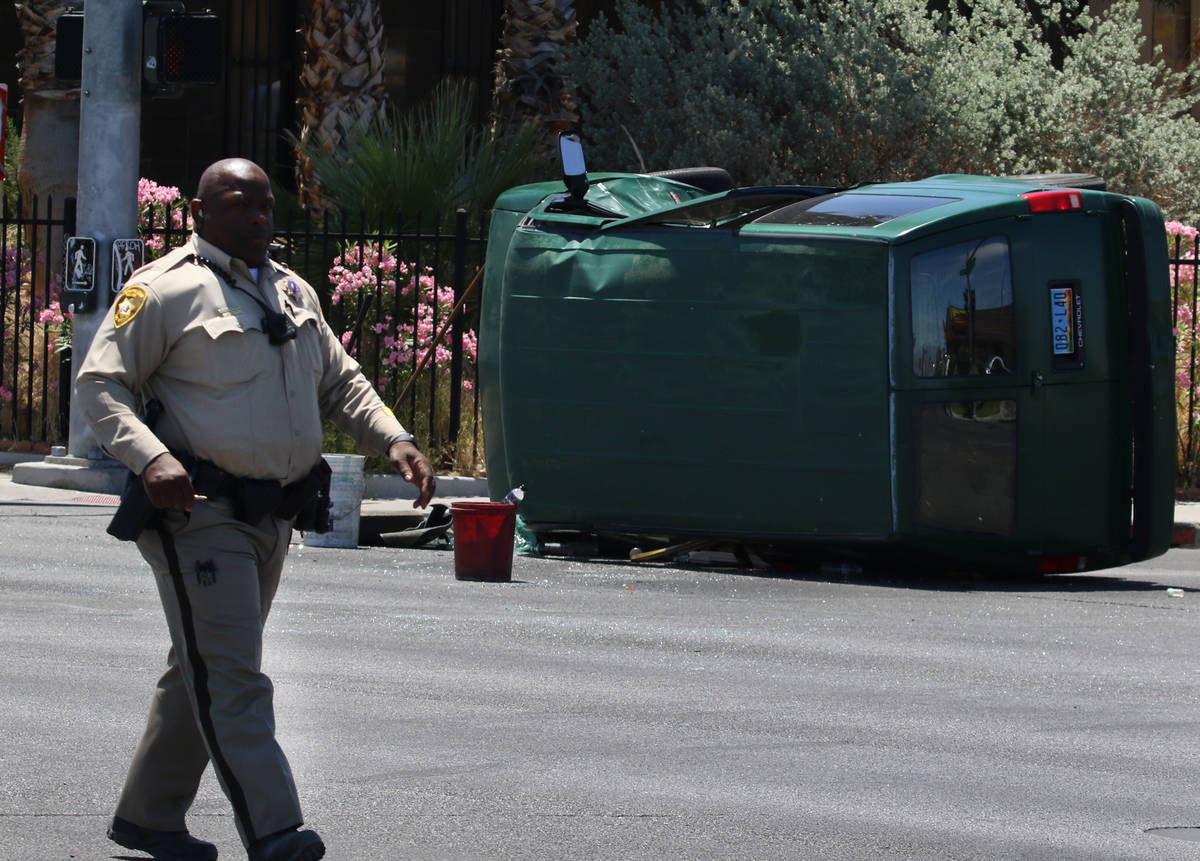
[[16, 91, 77, 211], [294, 0, 388, 215], [491, 0, 580, 154]]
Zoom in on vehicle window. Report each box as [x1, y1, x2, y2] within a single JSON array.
[[753, 193, 958, 227], [914, 400, 1017, 536], [910, 236, 1015, 377], [630, 188, 830, 228]]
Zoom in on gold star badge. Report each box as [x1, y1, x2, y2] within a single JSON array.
[[113, 285, 148, 328]]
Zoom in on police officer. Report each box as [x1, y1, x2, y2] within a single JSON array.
[[76, 158, 436, 861]]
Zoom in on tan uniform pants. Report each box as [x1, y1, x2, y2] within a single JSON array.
[[115, 498, 303, 847]]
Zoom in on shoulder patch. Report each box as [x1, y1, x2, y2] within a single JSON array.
[[113, 285, 148, 328]]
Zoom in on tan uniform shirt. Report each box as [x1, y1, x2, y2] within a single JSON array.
[[76, 234, 410, 484]]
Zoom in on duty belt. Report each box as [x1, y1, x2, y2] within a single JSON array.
[[179, 453, 332, 528]]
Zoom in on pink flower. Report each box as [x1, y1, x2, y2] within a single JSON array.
[[138, 177, 181, 208], [1166, 221, 1199, 241]]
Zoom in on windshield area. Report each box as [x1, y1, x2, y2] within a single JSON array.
[[753, 193, 959, 227], [619, 186, 835, 228]]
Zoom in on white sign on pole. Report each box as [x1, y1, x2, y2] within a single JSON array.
[[66, 237, 97, 293], [112, 238, 146, 293]]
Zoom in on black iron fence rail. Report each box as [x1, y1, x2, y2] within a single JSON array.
[[141, 204, 489, 467], [1171, 233, 1200, 486], [9, 199, 1199, 487], [0, 194, 75, 445]]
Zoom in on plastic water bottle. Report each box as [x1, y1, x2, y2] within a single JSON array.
[[504, 485, 525, 506]]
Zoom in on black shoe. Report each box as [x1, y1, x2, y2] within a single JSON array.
[[248, 827, 325, 861], [107, 815, 218, 861]]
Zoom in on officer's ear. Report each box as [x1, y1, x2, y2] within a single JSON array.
[[191, 201, 205, 228]]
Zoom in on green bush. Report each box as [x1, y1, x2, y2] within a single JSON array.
[[570, 0, 1200, 220], [293, 78, 540, 229]]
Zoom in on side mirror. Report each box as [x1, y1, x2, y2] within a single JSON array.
[[560, 133, 588, 201]]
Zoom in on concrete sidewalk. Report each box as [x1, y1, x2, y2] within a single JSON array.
[[7, 453, 1200, 550], [0, 453, 488, 545]]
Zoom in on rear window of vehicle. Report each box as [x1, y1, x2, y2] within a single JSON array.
[[753, 193, 958, 227], [910, 236, 1016, 378]]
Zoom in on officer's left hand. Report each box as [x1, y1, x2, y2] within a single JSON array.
[[388, 441, 436, 508]]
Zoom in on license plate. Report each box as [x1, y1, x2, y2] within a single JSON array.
[[1050, 286, 1075, 356]]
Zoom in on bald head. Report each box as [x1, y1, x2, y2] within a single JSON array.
[[191, 159, 275, 265], [195, 158, 267, 200]]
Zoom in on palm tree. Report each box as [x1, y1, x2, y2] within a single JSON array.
[[491, 0, 580, 154], [294, 0, 388, 214], [12, 0, 78, 213]]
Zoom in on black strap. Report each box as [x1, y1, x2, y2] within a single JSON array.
[[190, 254, 296, 345]]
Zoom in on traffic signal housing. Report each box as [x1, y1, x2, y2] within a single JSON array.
[[53, 10, 84, 81], [53, 3, 222, 87], [143, 2, 222, 86]]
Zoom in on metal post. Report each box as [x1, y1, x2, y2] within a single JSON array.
[[67, 0, 142, 459], [449, 208, 467, 445]]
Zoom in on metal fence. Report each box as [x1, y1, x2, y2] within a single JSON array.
[[0, 197, 487, 470], [1171, 232, 1200, 486], [141, 203, 490, 470], [0, 194, 75, 446]]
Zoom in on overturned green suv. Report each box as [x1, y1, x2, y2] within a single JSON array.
[[478, 159, 1174, 574]]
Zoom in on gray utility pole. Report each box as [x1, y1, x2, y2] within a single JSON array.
[[67, 0, 142, 459]]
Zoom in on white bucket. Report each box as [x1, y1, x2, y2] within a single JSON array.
[[302, 454, 365, 548]]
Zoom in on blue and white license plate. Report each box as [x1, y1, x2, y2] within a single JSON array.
[[1050, 286, 1075, 356]]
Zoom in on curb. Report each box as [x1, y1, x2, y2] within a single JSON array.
[[0, 451, 49, 467], [1172, 523, 1200, 549], [8, 454, 490, 501]]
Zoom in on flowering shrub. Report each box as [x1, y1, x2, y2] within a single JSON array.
[[0, 237, 67, 431], [328, 242, 478, 388], [138, 177, 189, 258], [1169, 220, 1200, 484], [124, 179, 484, 467], [36, 301, 71, 353]]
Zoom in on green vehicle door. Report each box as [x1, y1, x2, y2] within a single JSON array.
[[893, 210, 1132, 570]]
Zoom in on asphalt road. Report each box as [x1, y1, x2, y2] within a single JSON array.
[[2, 496, 1200, 860]]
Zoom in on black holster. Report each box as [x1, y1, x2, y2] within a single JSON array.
[[107, 399, 165, 542], [286, 459, 333, 533], [107, 470, 160, 542]]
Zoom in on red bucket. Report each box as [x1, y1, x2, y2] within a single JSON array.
[[451, 502, 517, 581]]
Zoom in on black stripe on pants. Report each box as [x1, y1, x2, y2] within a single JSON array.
[[157, 523, 258, 845]]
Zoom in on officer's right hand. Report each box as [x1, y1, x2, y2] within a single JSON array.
[[142, 452, 197, 511]]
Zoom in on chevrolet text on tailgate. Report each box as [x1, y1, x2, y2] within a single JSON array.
[[478, 138, 1174, 575]]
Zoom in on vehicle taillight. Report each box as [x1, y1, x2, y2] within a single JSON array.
[[1035, 554, 1087, 574], [1020, 190, 1085, 213]]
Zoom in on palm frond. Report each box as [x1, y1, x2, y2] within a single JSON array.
[[292, 78, 538, 227]]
